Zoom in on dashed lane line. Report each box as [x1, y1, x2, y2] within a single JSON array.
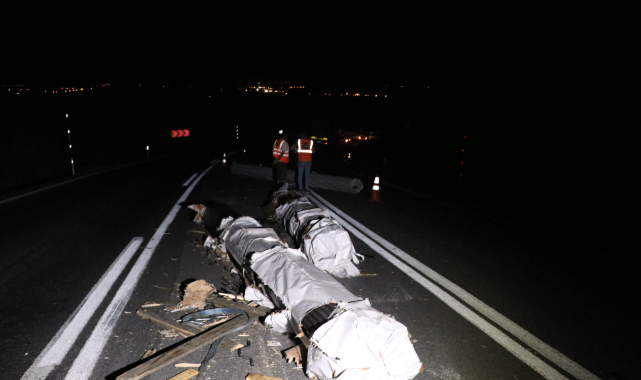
[[182, 173, 199, 187]]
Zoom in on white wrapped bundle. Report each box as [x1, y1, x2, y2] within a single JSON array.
[[250, 246, 361, 324], [307, 300, 423, 380], [301, 218, 361, 278]]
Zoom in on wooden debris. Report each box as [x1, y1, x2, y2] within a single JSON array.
[[136, 309, 201, 337], [355, 273, 379, 277], [159, 329, 179, 338], [142, 303, 163, 308], [206, 295, 271, 318], [172, 280, 216, 310], [246, 374, 282, 380], [201, 316, 229, 329], [187, 204, 206, 224], [168, 369, 199, 380], [220, 339, 244, 351], [140, 349, 156, 360], [174, 363, 200, 368], [116, 314, 245, 380], [284, 344, 306, 368], [218, 292, 245, 300]]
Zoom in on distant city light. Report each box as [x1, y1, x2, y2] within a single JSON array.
[[147, 146, 149, 150], [66, 114, 68, 118], [69, 145, 72, 149]]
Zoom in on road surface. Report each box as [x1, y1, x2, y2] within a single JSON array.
[[1, 153, 636, 380]]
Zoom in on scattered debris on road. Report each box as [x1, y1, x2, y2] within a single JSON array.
[[167, 368, 198, 380], [116, 312, 247, 380], [141, 302, 163, 308], [169, 279, 215, 311], [245, 374, 282, 380], [183, 197, 423, 380], [174, 363, 200, 368], [159, 329, 180, 338], [220, 339, 244, 351], [137, 309, 200, 337], [237, 340, 254, 366], [283, 344, 306, 368], [139, 349, 156, 360]]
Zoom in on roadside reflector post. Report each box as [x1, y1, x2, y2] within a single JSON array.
[[66, 115, 74, 175], [369, 175, 381, 202]]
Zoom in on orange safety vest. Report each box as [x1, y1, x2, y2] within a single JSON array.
[[297, 139, 313, 162], [273, 138, 289, 163]]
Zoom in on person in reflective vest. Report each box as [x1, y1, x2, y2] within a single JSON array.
[[272, 130, 289, 188], [295, 130, 315, 193]]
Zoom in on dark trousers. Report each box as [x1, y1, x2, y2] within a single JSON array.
[[297, 161, 311, 191]]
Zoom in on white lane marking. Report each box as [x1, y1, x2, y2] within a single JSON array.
[[309, 192, 600, 380], [182, 173, 198, 187], [20, 237, 144, 380], [63, 163, 217, 379], [0, 158, 162, 207], [210, 159, 220, 164]]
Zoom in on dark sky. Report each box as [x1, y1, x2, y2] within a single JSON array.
[[1, 2, 637, 88]]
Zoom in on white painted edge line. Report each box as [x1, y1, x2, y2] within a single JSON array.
[[210, 158, 220, 164], [0, 157, 162, 207], [20, 237, 144, 380], [182, 173, 198, 187], [64, 163, 218, 380], [309, 192, 600, 380]]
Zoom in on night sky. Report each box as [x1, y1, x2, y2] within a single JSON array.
[[2, 3, 637, 88]]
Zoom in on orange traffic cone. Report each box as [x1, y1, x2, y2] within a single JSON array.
[[369, 175, 381, 202]]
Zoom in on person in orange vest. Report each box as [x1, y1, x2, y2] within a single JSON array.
[[295, 130, 315, 193], [272, 130, 289, 188]]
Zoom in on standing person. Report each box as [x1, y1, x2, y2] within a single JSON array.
[[295, 130, 315, 193], [272, 130, 289, 188]]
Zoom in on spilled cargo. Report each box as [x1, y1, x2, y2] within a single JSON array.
[[187, 197, 422, 380]]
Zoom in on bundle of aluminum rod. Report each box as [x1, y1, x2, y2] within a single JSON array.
[[217, 217, 422, 379], [186, 203, 422, 379], [270, 185, 362, 278]]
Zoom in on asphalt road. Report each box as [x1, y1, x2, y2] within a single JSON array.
[[1, 154, 636, 380]]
